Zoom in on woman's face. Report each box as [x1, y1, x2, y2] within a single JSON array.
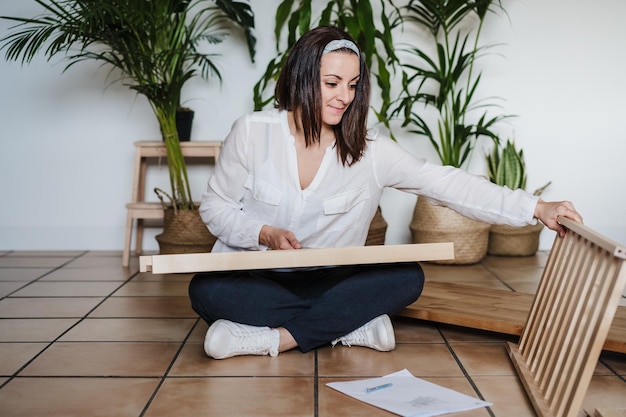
[[319, 51, 360, 128]]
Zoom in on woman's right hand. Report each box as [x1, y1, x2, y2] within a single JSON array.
[[259, 225, 302, 250], [534, 199, 583, 238]]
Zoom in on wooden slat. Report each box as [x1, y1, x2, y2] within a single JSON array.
[[139, 242, 454, 274]]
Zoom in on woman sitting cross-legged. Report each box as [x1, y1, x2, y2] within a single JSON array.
[[188, 25, 583, 360]]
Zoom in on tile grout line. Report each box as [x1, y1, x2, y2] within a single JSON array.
[[0, 251, 92, 389], [480, 261, 517, 292], [139, 317, 201, 417], [0, 255, 142, 390], [0, 251, 91, 302], [599, 356, 626, 383], [437, 326, 497, 417], [314, 349, 319, 417]]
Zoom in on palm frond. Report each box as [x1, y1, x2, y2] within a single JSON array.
[[1, 0, 256, 209]]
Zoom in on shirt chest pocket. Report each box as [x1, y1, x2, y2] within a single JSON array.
[[317, 187, 370, 236], [243, 175, 282, 220], [323, 187, 370, 214]]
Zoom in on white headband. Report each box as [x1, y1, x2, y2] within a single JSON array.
[[323, 39, 360, 58]]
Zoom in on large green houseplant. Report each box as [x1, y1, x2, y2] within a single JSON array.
[[486, 139, 550, 256], [393, 0, 507, 168], [253, 0, 402, 245], [1, 0, 256, 253], [393, 0, 509, 263]]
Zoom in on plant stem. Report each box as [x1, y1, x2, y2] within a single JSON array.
[[153, 105, 194, 210]]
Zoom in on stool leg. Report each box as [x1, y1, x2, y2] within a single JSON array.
[[136, 218, 144, 255], [123, 210, 134, 267]]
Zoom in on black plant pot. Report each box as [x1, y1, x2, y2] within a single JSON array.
[[175, 108, 194, 142]]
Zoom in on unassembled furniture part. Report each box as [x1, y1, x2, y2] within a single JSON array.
[[506, 216, 625, 417], [138, 242, 455, 273]]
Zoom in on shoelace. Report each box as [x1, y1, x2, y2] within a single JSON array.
[[332, 327, 368, 347], [232, 328, 271, 354]]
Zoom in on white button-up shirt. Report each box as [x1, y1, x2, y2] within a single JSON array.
[[200, 109, 538, 253]]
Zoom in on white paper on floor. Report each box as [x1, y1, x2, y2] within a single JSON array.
[[326, 369, 491, 417]]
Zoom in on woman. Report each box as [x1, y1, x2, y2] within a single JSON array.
[[189, 26, 582, 360]]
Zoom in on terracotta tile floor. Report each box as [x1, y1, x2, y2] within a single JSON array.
[[0, 250, 624, 417]]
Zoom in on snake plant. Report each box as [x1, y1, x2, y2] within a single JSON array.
[[1, 0, 256, 210], [487, 139, 551, 195], [486, 139, 527, 190]]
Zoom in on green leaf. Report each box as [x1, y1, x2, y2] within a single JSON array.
[[488, 140, 527, 189], [275, 0, 296, 45]]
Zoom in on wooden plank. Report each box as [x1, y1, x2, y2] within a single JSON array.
[[399, 281, 531, 334], [398, 281, 626, 354], [139, 242, 454, 274]]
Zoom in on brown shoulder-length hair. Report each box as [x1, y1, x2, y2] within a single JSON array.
[[274, 26, 371, 166]]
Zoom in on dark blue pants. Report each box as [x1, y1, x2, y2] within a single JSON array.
[[188, 262, 424, 352]]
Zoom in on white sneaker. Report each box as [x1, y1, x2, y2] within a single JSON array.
[[331, 314, 395, 351], [204, 319, 280, 359]]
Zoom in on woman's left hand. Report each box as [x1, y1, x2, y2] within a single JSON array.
[[534, 199, 583, 237]]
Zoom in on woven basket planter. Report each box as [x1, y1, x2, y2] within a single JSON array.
[[487, 222, 544, 256], [365, 206, 387, 246], [410, 198, 490, 264], [156, 206, 216, 255]]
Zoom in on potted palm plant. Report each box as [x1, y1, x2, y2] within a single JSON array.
[[392, 0, 508, 263], [253, 0, 402, 245], [1, 0, 256, 254], [486, 139, 550, 256]]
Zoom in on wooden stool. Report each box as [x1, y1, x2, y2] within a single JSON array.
[[122, 141, 221, 267]]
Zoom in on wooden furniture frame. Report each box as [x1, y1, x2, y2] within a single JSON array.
[[139, 242, 455, 273], [123, 141, 221, 267], [505, 216, 626, 417]]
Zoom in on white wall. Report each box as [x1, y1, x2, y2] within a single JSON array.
[[1, 0, 625, 251]]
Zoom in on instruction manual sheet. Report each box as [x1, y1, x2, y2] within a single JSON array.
[[326, 369, 491, 417]]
